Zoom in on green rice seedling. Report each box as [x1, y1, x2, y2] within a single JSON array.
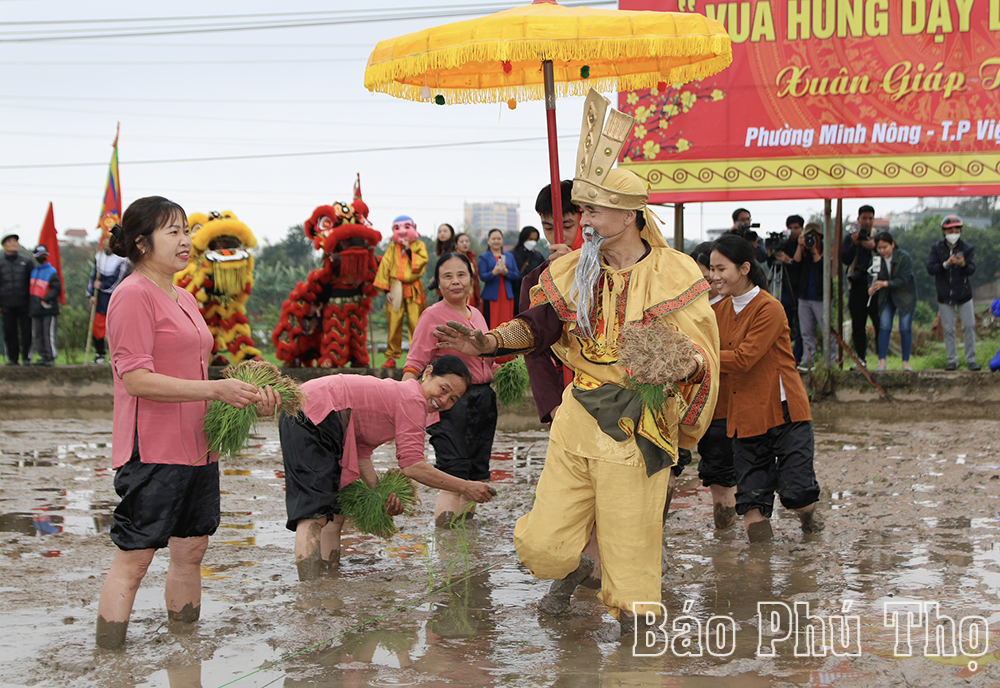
[[203, 359, 304, 458], [492, 356, 529, 408], [339, 469, 418, 538]]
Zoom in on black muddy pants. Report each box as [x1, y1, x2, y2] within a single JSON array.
[[847, 280, 879, 360], [732, 402, 820, 518]]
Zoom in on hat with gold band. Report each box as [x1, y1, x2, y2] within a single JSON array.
[[571, 89, 666, 248]]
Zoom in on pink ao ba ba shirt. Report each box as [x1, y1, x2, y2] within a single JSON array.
[[107, 272, 216, 469], [299, 376, 439, 488], [402, 300, 495, 385]]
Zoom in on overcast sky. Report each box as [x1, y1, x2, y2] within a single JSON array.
[[1, 1, 938, 249]]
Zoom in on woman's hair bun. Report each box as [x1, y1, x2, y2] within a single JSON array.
[[107, 223, 127, 257]]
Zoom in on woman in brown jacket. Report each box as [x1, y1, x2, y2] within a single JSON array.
[[709, 234, 821, 542]]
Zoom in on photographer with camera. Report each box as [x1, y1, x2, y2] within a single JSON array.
[[869, 231, 916, 372], [927, 214, 980, 370], [792, 223, 835, 368], [730, 207, 767, 266], [842, 205, 879, 365], [769, 216, 805, 363]]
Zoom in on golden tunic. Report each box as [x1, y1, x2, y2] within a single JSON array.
[[513, 245, 720, 470]]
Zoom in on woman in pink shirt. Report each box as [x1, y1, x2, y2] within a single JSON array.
[[403, 253, 497, 526], [281, 354, 495, 580], [96, 197, 279, 650]]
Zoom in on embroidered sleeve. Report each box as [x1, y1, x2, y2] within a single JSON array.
[[489, 319, 536, 356]]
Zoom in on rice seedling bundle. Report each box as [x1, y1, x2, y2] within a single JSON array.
[[203, 360, 304, 458], [618, 321, 700, 409], [492, 357, 529, 408], [339, 469, 417, 538]]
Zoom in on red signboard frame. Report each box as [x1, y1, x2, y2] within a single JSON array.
[[618, 0, 1000, 202]]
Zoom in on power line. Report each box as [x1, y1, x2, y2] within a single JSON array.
[[0, 3, 560, 26], [0, 2, 612, 43], [0, 135, 574, 169]]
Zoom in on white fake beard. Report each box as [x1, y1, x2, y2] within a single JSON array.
[[569, 227, 607, 340]]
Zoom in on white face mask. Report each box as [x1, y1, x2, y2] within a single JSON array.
[[523, 240, 537, 251], [945, 233, 960, 245]]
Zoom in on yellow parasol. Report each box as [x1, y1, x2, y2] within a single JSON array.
[[364, 0, 731, 241]]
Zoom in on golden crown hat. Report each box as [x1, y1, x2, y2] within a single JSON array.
[[571, 89, 667, 248], [571, 89, 646, 211]]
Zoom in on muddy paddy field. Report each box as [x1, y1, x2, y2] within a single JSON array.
[[1, 404, 1000, 688]]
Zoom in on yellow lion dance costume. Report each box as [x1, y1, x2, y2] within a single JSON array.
[[174, 210, 262, 364]]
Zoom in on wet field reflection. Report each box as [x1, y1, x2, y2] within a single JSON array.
[[3, 416, 1000, 686]]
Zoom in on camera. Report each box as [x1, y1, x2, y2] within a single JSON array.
[[804, 233, 820, 249], [857, 227, 870, 242], [732, 222, 761, 239], [763, 231, 785, 252]]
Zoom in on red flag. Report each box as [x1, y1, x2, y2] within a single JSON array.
[[37, 203, 65, 305]]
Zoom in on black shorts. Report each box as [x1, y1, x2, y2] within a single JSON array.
[[111, 447, 220, 551], [697, 418, 736, 488], [279, 410, 346, 531], [428, 383, 497, 482], [732, 402, 820, 518]]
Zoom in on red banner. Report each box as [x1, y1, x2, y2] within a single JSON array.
[[618, 0, 1000, 202]]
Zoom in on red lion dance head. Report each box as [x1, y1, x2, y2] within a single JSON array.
[[272, 189, 382, 368]]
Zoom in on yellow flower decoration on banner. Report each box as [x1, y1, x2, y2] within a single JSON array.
[[712, 89, 725, 101], [658, 119, 670, 130], [634, 105, 651, 123], [633, 124, 648, 139], [663, 103, 679, 117], [626, 92, 639, 105], [643, 140, 660, 159], [676, 138, 691, 152], [680, 91, 696, 110]]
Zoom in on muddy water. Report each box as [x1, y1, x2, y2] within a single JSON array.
[[1, 411, 1000, 687]]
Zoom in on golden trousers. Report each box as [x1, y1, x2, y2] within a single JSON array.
[[385, 298, 422, 361], [513, 441, 671, 619]]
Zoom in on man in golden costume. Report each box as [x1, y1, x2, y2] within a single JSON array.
[[436, 91, 719, 640]]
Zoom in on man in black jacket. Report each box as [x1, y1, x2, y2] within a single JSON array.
[[927, 214, 980, 370], [0, 233, 32, 365], [842, 205, 879, 364]]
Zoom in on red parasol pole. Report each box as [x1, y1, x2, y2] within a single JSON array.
[[542, 59, 564, 245]]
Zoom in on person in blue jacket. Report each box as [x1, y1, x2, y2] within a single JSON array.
[[28, 244, 61, 366], [477, 228, 520, 329]]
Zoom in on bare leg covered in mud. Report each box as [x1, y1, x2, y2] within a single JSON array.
[[744, 503, 820, 542], [434, 488, 476, 528], [96, 548, 155, 649], [165, 535, 209, 623], [710, 485, 737, 530], [295, 516, 344, 580], [320, 515, 345, 567]]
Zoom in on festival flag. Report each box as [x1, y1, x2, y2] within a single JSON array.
[[37, 202, 66, 305], [97, 123, 122, 248]]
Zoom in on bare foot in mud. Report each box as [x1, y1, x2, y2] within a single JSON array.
[[539, 554, 594, 615], [167, 602, 200, 624], [323, 549, 341, 571], [797, 505, 824, 533], [714, 503, 737, 529], [296, 551, 324, 581], [95, 615, 128, 650], [746, 519, 773, 543]]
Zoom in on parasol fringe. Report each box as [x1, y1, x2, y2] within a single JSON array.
[[364, 35, 731, 102], [366, 57, 731, 105]]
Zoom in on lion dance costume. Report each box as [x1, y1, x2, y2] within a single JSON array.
[[272, 199, 381, 367], [373, 216, 428, 368], [174, 211, 261, 365]]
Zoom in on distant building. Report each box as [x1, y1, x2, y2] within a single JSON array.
[[888, 204, 991, 231], [61, 228, 90, 247], [463, 201, 519, 240]]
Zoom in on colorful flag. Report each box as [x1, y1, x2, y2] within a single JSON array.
[[37, 202, 65, 305], [97, 123, 122, 248]]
